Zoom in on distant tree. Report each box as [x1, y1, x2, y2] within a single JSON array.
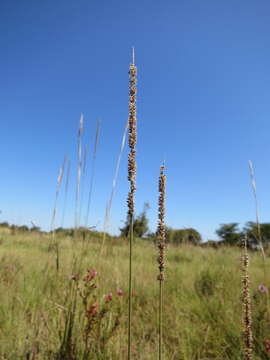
[[200, 240, 222, 248], [120, 203, 150, 238], [216, 223, 241, 246], [166, 227, 202, 245], [243, 221, 270, 248], [30, 226, 41, 232], [17, 225, 29, 232], [0, 222, 9, 228]]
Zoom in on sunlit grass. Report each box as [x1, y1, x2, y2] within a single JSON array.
[[0, 232, 269, 359]]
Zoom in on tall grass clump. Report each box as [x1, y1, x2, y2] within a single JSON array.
[[156, 164, 166, 360], [127, 48, 137, 359], [241, 237, 253, 360]]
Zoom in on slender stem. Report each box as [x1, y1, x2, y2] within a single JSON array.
[[157, 164, 166, 360], [61, 159, 71, 227], [248, 160, 266, 277], [85, 119, 100, 227], [242, 237, 253, 360], [100, 120, 128, 256], [50, 157, 65, 271], [75, 114, 84, 231], [128, 214, 134, 360], [127, 49, 137, 359], [159, 280, 163, 360]]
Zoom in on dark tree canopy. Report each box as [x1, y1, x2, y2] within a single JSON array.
[[165, 227, 202, 245], [216, 223, 242, 246], [244, 222, 270, 247], [120, 203, 150, 238]]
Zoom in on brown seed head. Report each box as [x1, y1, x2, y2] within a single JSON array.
[[157, 165, 166, 280], [127, 61, 137, 217], [241, 238, 253, 360]]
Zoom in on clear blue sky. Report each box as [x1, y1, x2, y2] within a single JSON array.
[[1, 0, 270, 240]]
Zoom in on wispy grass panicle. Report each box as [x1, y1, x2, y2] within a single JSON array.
[[241, 237, 253, 360], [101, 120, 128, 254], [85, 119, 101, 228], [61, 158, 71, 227], [75, 114, 84, 230], [50, 155, 66, 270], [248, 160, 266, 276], [78, 145, 89, 225], [157, 164, 166, 360], [248, 161, 264, 254], [127, 47, 137, 360], [51, 159, 65, 231]]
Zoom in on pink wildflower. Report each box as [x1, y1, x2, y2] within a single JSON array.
[[264, 339, 270, 354], [83, 268, 98, 282], [117, 289, 124, 296], [258, 284, 268, 293], [104, 292, 113, 302], [86, 303, 99, 317]]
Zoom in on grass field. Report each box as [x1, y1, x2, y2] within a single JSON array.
[[0, 231, 270, 359]]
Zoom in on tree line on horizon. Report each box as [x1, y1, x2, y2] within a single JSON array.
[[120, 205, 270, 248], [1, 208, 269, 248]]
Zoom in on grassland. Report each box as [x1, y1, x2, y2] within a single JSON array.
[[0, 231, 270, 359]]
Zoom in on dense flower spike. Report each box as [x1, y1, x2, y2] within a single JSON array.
[[127, 58, 137, 217], [127, 48, 137, 360], [157, 165, 166, 281], [157, 164, 166, 360], [241, 238, 253, 360]]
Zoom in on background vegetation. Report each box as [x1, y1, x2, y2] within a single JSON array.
[[1, 228, 270, 359]]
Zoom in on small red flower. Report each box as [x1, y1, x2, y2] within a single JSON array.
[[117, 289, 124, 296], [86, 303, 99, 316], [264, 339, 270, 354], [104, 292, 113, 302], [83, 269, 98, 282]]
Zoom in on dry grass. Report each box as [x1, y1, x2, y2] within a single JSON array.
[[1, 233, 270, 359]]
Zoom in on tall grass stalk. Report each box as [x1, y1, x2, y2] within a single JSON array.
[[127, 48, 137, 360], [50, 156, 66, 270], [241, 237, 253, 360], [100, 120, 128, 254], [157, 164, 166, 360], [79, 145, 89, 225], [75, 114, 84, 230], [85, 119, 101, 227], [61, 158, 71, 227], [248, 160, 270, 317], [248, 161, 266, 267]]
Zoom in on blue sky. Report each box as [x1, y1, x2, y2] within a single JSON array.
[[1, 0, 270, 240]]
